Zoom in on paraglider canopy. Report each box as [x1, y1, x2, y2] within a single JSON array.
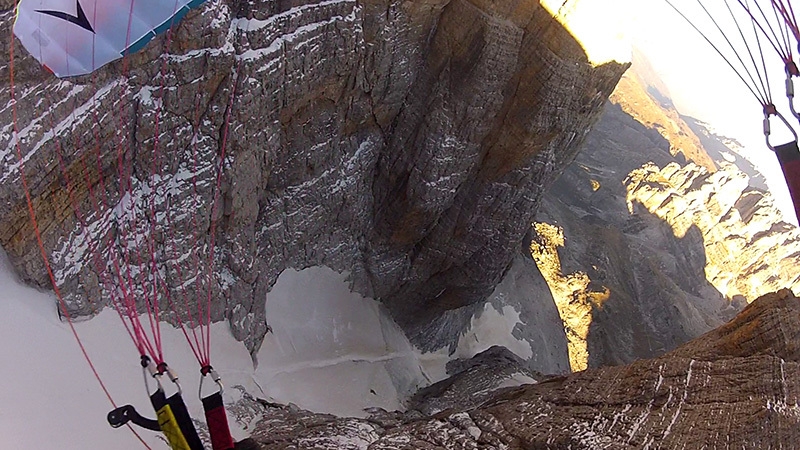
[[13, 0, 206, 77], [9, 0, 240, 446]]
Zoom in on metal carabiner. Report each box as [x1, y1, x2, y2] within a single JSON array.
[[786, 75, 797, 119], [199, 365, 224, 399], [156, 362, 183, 396], [763, 105, 798, 151], [141, 355, 164, 396], [783, 60, 800, 121]]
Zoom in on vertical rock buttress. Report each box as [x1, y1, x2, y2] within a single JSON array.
[[364, 0, 629, 347], [0, 0, 629, 354]]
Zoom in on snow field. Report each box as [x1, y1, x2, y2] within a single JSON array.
[[0, 250, 532, 449]]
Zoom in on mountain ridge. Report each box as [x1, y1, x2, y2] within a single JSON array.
[[534, 52, 799, 371]]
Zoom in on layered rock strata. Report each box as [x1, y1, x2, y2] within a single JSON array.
[[535, 98, 734, 370], [533, 67, 800, 369], [0, 0, 628, 353], [235, 289, 800, 449]]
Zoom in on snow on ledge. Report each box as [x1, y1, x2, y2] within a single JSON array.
[[0, 256, 538, 448]]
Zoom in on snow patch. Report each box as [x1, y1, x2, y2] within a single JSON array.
[[256, 267, 427, 417], [420, 303, 533, 382], [1, 251, 544, 448]]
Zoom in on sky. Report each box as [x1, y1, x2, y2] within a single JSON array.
[[632, 0, 799, 225]]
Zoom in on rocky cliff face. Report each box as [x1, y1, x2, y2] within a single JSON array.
[[625, 161, 800, 302], [222, 289, 800, 449], [0, 0, 628, 354], [532, 68, 800, 370], [534, 98, 726, 371]]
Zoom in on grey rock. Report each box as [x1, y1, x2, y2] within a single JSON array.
[[529, 64, 799, 371], [408, 345, 541, 416], [0, 0, 628, 356], [485, 250, 571, 375], [237, 289, 800, 449]]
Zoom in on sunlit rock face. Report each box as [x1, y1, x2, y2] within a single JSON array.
[[626, 161, 800, 302], [240, 289, 800, 449], [534, 64, 799, 370], [529, 221, 604, 372], [535, 99, 733, 370], [610, 68, 717, 171], [0, 0, 628, 354]]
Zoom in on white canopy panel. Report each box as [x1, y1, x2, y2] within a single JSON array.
[[13, 0, 205, 77]]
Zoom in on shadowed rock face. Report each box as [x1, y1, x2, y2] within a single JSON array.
[[237, 289, 800, 449], [534, 99, 735, 371], [532, 65, 800, 369], [0, 0, 628, 353]]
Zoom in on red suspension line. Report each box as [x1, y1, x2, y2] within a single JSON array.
[[201, 61, 242, 367], [105, 0, 170, 364], [46, 93, 140, 350], [774, 0, 800, 42], [146, 11, 207, 365], [159, 84, 225, 367], [727, 0, 774, 103], [9, 21, 153, 450]]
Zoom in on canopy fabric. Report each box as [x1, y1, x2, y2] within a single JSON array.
[[13, 0, 205, 77]]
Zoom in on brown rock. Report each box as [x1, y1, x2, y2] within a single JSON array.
[[241, 289, 800, 449]]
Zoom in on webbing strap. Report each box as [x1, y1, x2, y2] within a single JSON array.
[[151, 391, 192, 450], [774, 141, 800, 223], [203, 392, 235, 450], [167, 393, 205, 450]]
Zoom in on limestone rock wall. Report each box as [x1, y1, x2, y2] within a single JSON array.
[[535, 100, 734, 370], [532, 65, 800, 369], [625, 161, 800, 301], [0, 0, 628, 354], [237, 289, 800, 449]]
